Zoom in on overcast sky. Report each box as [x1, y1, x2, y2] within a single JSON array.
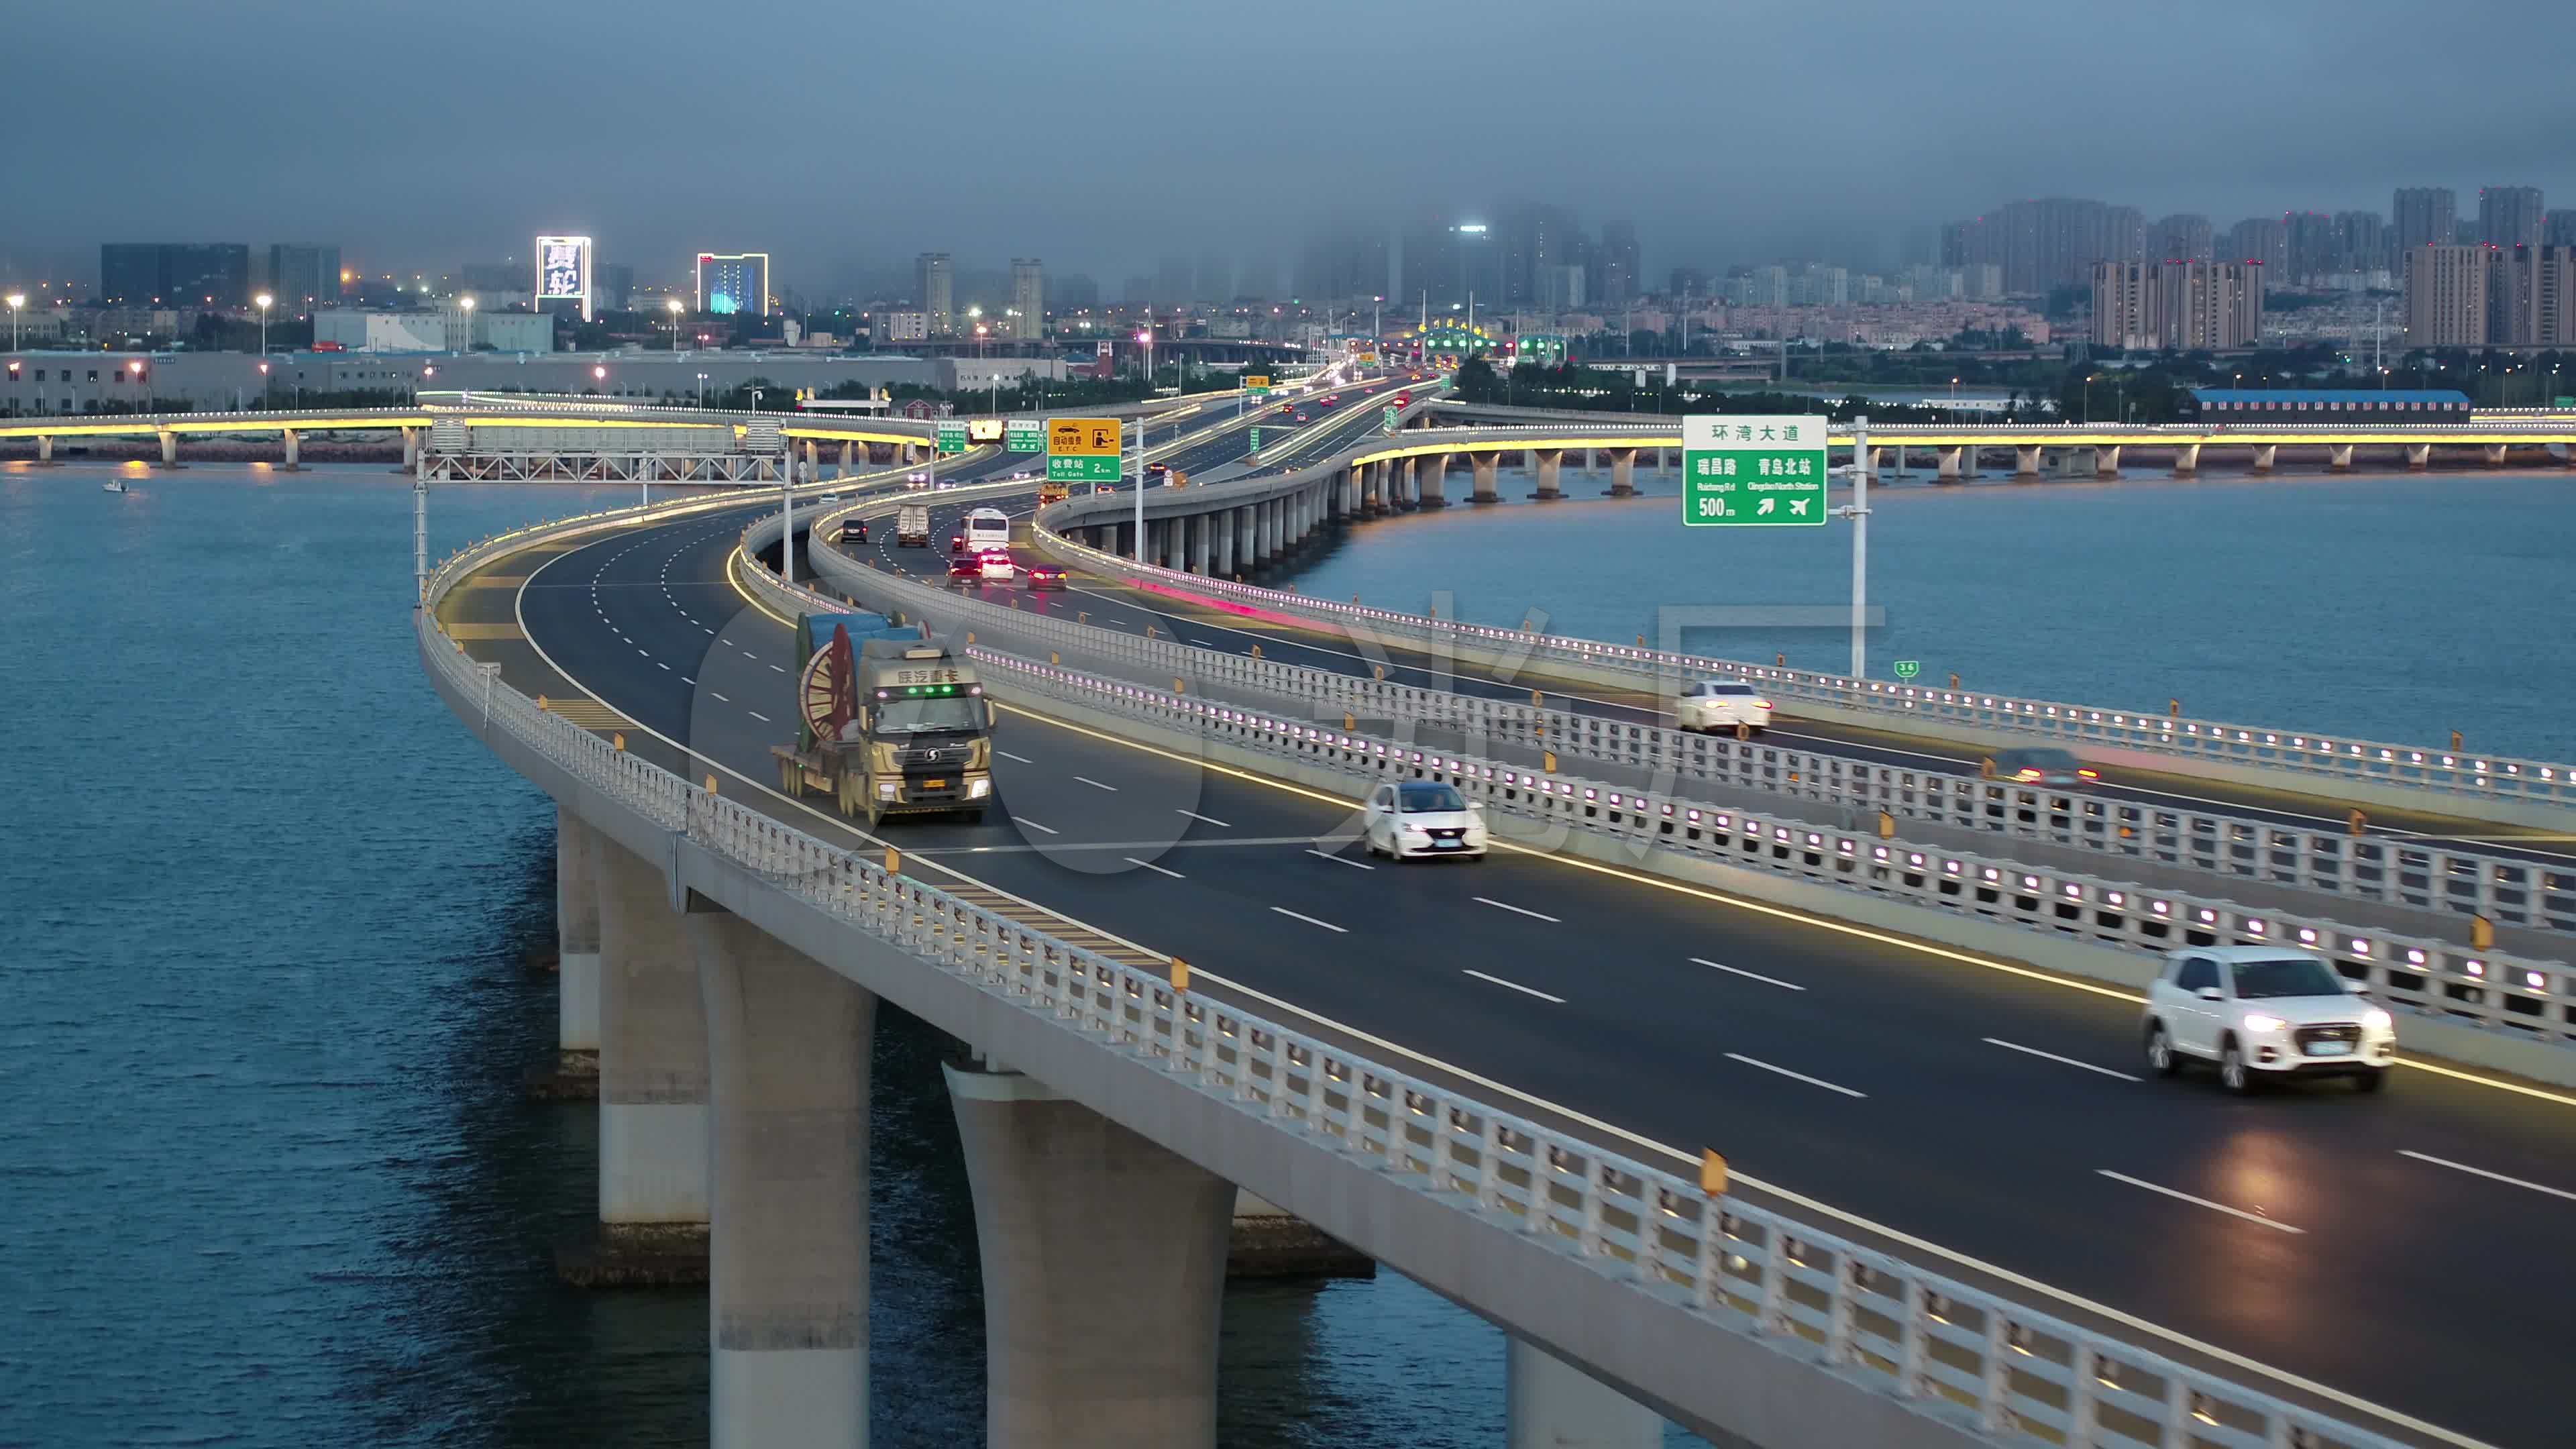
[[9, 0, 2573, 292]]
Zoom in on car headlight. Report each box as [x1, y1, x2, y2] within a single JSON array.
[[2361, 1008, 2392, 1032], [1401, 822, 1428, 835], [2242, 1013, 2286, 1034], [968, 777, 991, 799]]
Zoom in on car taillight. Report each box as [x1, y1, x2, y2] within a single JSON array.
[[2078, 769, 2098, 779], [2016, 769, 2041, 782]]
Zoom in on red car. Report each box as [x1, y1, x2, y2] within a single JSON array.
[[947, 555, 984, 584], [950, 533, 967, 553], [1026, 561, 1068, 590]]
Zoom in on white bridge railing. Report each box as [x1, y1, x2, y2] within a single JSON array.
[[427, 498, 2427, 1449]]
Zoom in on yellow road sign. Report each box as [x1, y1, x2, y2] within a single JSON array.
[[1049, 417, 1121, 455], [1244, 374, 1270, 388]]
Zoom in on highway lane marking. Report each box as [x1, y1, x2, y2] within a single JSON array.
[[1307, 849, 1373, 870], [1984, 1037, 2141, 1082], [1123, 857, 1187, 879], [710, 692, 729, 702], [681, 676, 695, 685], [1074, 775, 1118, 792], [1463, 969, 1564, 1004], [748, 710, 771, 722], [551, 453, 2516, 1449], [1016, 818, 1059, 836], [2096, 1171, 2303, 1234], [1689, 957, 1805, 991], [769, 663, 787, 673], [1270, 906, 1348, 934], [657, 661, 671, 672], [2398, 1150, 2576, 1203], [996, 749, 1034, 763], [1723, 1053, 1867, 1099], [1472, 896, 1559, 922], [1177, 809, 1232, 828]]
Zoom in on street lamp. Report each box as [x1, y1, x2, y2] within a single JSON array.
[[255, 292, 274, 358], [696, 371, 709, 407], [667, 297, 685, 351], [5, 292, 21, 352], [593, 364, 607, 395]]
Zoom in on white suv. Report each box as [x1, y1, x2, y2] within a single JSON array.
[[1676, 680, 1772, 735], [2141, 947, 2396, 1093]]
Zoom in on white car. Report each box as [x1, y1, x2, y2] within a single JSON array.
[[2142, 947, 2395, 1093], [904, 472, 930, 490], [1676, 680, 1773, 735], [1361, 780, 1489, 861], [977, 550, 1017, 582]]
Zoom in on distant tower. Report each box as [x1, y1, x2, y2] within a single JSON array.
[[1010, 260, 1044, 341], [916, 252, 954, 335]]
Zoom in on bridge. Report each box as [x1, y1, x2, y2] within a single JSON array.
[[391, 375, 2571, 1448]]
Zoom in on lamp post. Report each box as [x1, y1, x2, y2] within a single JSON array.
[[592, 363, 606, 396], [667, 297, 685, 352], [5, 292, 22, 352], [255, 292, 273, 359]]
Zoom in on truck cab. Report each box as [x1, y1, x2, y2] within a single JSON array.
[[849, 639, 996, 823]]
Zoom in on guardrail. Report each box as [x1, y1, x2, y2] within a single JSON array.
[[427, 498, 2424, 1449], [804, 566, 2575, 940], [1026, 519, 2576, 816]]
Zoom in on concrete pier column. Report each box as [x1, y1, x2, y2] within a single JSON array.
[[945, 1063, 1232, 1449], [1506, 1337, 1662, 1449], [2328, 444, 2354, 472], [37, 434, 53, 464], [2096, 444, 2121, 478], [595, 838, 709, 1228], [1401, 457, 1419, 510], [1189, 513, 1210, 574], [1233, 507, 1252, 571], [2483, 443, 2508, 466], [2012, 445, 2040, 478], [2171, 442, 2200, 476], [692, 913, 873, 1449], [1472, 453, 1500, 502], [280, 429, 301, 471], [557, 808, 602, 1059], [2407, 443, 2431, 469], [1936, 445, 1962, 481], [1608, 447, 1637, 496], [2251, 444, 2277, 473], [801, 439, 817, 476], [400, 426, 420, 466], [839, 440, 854, 475], [1420, 453, 1448, 506], [1364, 462, 1385, 514], [1211, 508, 1234, 575], [156, 429, 181, 468], [1534, 449, 1563, 499]]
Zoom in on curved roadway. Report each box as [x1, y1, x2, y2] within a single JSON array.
[[442, 384, 2573, 1449]]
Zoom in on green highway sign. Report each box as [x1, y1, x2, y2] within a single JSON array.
[[1892, 660, 1921, 680], [934, 421, 968, 455], [1682, 414, 1827, 527], [1383, 405, 1399, 433], [1046, 453, 1122, 482], [2558, 395, 2575, 408], [1248, 427, 1261, 451], [1004, 418, 1044, 452]]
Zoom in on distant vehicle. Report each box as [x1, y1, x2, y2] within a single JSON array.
[[1026, 561, 1068, 590], [816, 494, 841, 504], [1360, 780, 1489, 861], [951, 533, 968, 553], [2142, 947, 2394, 1093], [1037, 479, 1070, 506], [1145, 462, 1170, 481], [947, 555, 985, 584], [1322, 394, 1340, 407], [961, 507, 1012, 553], [835, 519, 869, 545], [896, 504, 931, 547], [1395, 391, 1412, 408], [1291, 411, 1309, 423], [1984, 747, 2097, 789], [978, 549, 1018, 582], [904, 472, 930, 490], [311, 340, 347, 352], [1675, 680, 1772, 734]]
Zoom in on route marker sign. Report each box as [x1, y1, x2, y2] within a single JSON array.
[[1248, 427, 1261, 451], [1892, 660, 1921, 680], [1245, 374, 1271, 400], [1382, 405, 1399, 433], [934, 421, 968, 455], [1046, 416, 1123, 482], [1682, 414, 1827, 527], [1004, 418, 1044, 453]]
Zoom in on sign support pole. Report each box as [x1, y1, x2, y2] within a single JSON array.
[[1847, 415, 1869, 679], [1131, 419, 1144, 564], [783, 471, 796, 586]]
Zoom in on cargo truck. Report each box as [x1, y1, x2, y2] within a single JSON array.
[[896, 503, 932, 547], [771, 617, 995, 826]]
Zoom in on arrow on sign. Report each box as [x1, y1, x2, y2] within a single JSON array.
[[1758, 498, 1776, 515]]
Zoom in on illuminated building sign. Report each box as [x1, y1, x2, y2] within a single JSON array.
[[696, 252, 771, 318], [535, 235, 593, 321]]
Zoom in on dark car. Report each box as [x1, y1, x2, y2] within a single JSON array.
[[1145, 462, 1170, 481], [950, 533, 967, 553], [947, 555, 983, 584], [1984, 747, 2098, 789], [1026, 561, 1068, 590], [836, 519, 868, 545]]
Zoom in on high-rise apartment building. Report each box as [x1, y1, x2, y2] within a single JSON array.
[[2332, 212, 2387, 275], [2090, 262, 2157, 348], [2284, 212, 2339, 283], [100, 243, 252, 307], [2392, 187, 2457, 256], [2547, 211, 2576, 248], [2477, 186, 2545, 251], [2104, 206, 2145, 265], [2225, 217, 2288, 274], [1008, 259, 1044, 340], [915, 252, 953, 335], [2147, 213, 2213, 264], [2530, 246, 2576, 345], [2489, 245, 2541, 345], [2159, 261, 2262, 350], [2404, 245, 2491, 346], [262, 244, 341, 311], [1597, 220, 1640, 307]]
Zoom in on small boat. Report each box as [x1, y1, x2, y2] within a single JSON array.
[[102, 479, 129, 493]]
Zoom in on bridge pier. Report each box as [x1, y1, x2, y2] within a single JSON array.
[[2096, 444, 2121, 478], [2484, 443, 2508, 466], [1507, 1337, 1663, 1449], [946, 1061, 1231, 1449], [2251, 444, 2276, 473], [1213, 508, 1235, 575], [1235, 505, 1255, 571], [155, 429, 184, 469], [801, 439, 816, 478], [2408, 443, 2430, 469], [1400, 456, 1419, 510], [1534, 448, 1562, 499], [1472, 453, 1500, 502], [2012, 445, 2039, 478], [2171, 442, 2200, 477], [1935, 445, 1962, 482], [280, 428, 302, 471], [400, 426, 420, 468], [1607, 447, 1636, 496], [1419, 453, 1447, 506], [1195, 513, 1216, 573], [2329, 444, 2355, 472], [691, 911, 872, 1449], [557, 809, 602, 1066], [584, 838, 711, 1275], [839, 440, 854, 476], [37, 433, 54, 464]]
